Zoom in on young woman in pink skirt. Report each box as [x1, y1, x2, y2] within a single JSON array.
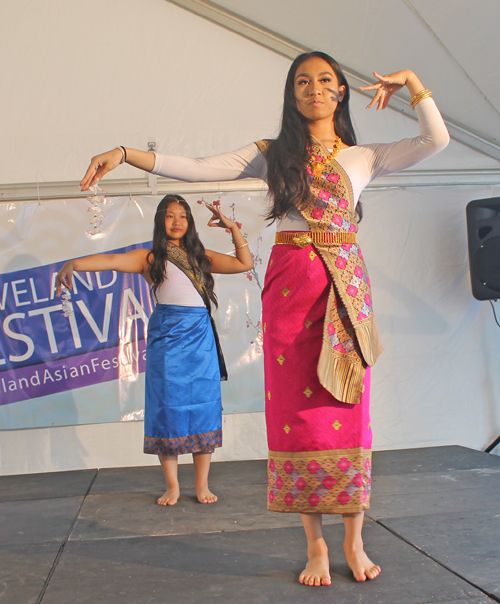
[[81, 51, 449, 586]]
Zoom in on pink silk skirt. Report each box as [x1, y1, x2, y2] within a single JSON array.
[[262, 243, 372, 514]]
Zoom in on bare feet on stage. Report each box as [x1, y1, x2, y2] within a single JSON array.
[[343, 512, 381, 582], [195, 487, 218, 504], [299, 538, 332, 586], [193, 452, 216, 504], [157, 452, 217, 506], [158, 455, 180, 506], [344, 543, 381, 581], [299, 511, 380, 586], [157, 487, 180, 506], [299, 514, 332, 586]]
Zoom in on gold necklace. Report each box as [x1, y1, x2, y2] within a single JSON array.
[[309, 136, 342, 178]]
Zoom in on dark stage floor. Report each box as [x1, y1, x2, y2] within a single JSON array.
[[1, 446, 499, 604]]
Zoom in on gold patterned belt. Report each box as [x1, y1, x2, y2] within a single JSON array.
[[275, 231, 357, 248]]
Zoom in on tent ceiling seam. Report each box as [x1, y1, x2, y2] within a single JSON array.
[[164, 0, 500, 161]]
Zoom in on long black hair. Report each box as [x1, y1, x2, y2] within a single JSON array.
[[147, 195, 217, 307], [266, 51, 362, 222]]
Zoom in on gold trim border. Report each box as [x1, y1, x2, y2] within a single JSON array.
[[275, 231, 357, 247]]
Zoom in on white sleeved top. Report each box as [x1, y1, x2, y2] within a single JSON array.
[[152, 97, 450, 232]]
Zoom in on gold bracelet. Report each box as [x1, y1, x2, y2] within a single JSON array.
[[410, 89, 431, 106], [236, 242, 248, 249], [410, 89, 432, 109], [410, 90, 432, 108]]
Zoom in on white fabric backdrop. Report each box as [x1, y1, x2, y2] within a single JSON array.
[[0, 191, 272, 431], [361, 184, 500, 452]]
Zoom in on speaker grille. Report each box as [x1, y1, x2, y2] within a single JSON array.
[[474, 236, 500, 292]]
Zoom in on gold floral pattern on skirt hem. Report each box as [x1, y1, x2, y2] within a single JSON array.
[[268, 447, 371, 514]]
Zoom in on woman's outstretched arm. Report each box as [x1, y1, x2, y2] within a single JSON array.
[[151, 144, 267, 183], [56, 248, 150, 295], [204, 204, 253, 274], [81, 144, 267, 191], [81, 148, 156, 191]]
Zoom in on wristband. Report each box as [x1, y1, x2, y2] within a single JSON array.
[[117, 146, 127, 164]]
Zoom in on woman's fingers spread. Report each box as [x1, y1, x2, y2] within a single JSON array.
[[377, 88, 387, 111], [382, 89, 394, 109], [360, 73, 388, 91], [204, 202, 219, 218], [365, 86, 381, 109], [373, 71, 397, 85], [359, 83, 380, 91], [205, 203, 220, 227], [363, 83, 393, 110], [205, 203, 233, 229]]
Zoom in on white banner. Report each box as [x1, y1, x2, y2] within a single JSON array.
[[0, 191, 273, 429]]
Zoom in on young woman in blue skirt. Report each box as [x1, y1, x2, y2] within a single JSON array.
[[57, 195, 253, 505]]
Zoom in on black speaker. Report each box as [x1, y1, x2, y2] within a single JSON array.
[[467, 196, 500, 300]]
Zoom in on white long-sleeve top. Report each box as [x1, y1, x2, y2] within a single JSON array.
[[152, 97, 450, 231]]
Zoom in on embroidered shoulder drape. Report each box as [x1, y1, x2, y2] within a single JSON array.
[[256, 138, 383, 404]]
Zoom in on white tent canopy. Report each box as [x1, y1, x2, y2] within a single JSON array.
[[1, 0, 499, 474], [2, 0, 500, 190], [179, 0, 500, 159]]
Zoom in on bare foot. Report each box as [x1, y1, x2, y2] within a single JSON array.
[[195, 487, 217, 504], [344, 543, 381, 581], [157, 487, 180, 506], [299, 539, 331, 586]]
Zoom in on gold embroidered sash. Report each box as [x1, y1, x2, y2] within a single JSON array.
[[256, 138, 383, 404]]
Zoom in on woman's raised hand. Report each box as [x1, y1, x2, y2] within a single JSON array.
[[359, 70, 424, 110], [203, 202, 252, 273], [80, 148, 124, 191], [205, 203, 236, 230]]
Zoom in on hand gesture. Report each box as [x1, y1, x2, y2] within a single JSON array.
[[205, 202, 236, 230], [80, 148, 123, 191], [359, 70, 413, 110], [56, 261, 74, 297]]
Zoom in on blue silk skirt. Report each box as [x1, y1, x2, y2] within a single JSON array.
[[143, 304, 222, 456]]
